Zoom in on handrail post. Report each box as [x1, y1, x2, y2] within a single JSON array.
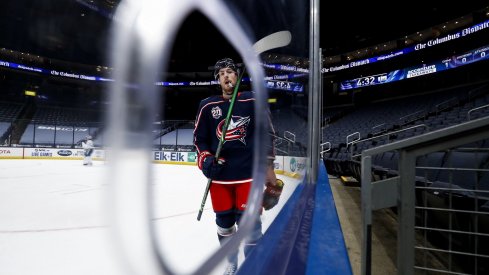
[[361, 154, 372, 275], [397, 150, 416, 275]]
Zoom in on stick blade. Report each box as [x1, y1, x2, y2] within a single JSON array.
[[252, 30, 292, 55]]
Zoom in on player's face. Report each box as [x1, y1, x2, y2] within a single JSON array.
[[218, 67, 237, 98]]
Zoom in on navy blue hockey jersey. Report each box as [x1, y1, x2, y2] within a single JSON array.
[[194, 91, 273, 184]]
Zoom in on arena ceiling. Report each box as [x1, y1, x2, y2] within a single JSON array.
[[0, 0, 487, 73], [321, 1, 488, 56]]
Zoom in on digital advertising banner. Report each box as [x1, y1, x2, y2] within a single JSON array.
[[0, 147, 24, 159], [340, 44, 489, 90], [153, 151, 197, 164], [324, 19, 489, 74], [23, 147, 105, 160]]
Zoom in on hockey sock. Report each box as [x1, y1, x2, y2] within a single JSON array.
[[243, 220, 263, 257], [217, 225, 238, 264]]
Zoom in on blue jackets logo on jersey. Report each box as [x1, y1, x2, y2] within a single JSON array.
[[216, 116, 250, 144]]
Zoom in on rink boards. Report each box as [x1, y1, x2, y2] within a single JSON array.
[[0, 147, 306, 178]]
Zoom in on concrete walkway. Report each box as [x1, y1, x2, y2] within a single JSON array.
[[328, 175, 398, 275]]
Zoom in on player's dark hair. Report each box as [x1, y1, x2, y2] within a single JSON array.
[[213, 58, 238, 80]]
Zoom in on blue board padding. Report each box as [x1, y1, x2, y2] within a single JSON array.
[[306, 162, 353, 275], [237, 161, 352, 274], [237, 179, 310, 275], [284, 183, 315, 275]]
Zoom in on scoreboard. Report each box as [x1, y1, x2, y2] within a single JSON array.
[[340, 45, 489, 90]]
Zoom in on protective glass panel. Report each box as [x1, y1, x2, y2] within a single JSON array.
[[0, 1, 312, 275]]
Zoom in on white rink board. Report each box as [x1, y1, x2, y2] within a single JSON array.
[[0, 147, 23, 158]]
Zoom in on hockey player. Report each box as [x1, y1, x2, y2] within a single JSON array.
[[81, 135, 94, 166], [194, 58, 283, 274]]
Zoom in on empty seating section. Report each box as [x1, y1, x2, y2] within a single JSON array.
[[323, 83, 489, 183], [154, 129, 194, 146], [321, 85, 489, 271], [323, 97, 428, 148], [324, 84, 489, 159], [270, 107, 308, 156], [414, 147, 489, 199], [8, 101, 307, 154], [18, 105, 103, 147], [0, 101, 23, 121], [0, 122, 11, 140], [171, 129, 193, 145], [19, 124, 99, 147], [415, 146, 489, 270], [32, 105, 101, 124], [323, 87, 475, 150], [0, 101, 23, 139], [153, 121, 195, 150], [271, 108, 307, 141]]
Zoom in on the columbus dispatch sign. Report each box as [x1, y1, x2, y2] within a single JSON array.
[[324, 19, 489, 74], [340, 44, 489, 90]]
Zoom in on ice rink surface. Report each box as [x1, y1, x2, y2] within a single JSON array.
[[0, 159, 301, 275]]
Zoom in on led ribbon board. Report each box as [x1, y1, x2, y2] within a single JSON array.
[[340, 44, 489, 90]]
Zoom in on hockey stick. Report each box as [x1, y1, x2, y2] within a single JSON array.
[[252, 30, 291, 55], [197, 30, 292, 221]]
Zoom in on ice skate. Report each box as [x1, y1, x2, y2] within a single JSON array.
[[223, 262, 237, 275]]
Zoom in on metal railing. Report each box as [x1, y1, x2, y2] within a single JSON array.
[[320, 141, 331, 158], [361, 116, 489, 275], [468, 104, 489, 120], [371, 123, 388, 135], [435, 97, 459, 115], [399, 110, 426, 125], [350, 124, 429, 158], [284, 130, 296, 143], [346, 131, 360, 147]]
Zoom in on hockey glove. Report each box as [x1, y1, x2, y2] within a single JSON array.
[[202, 155, 226, 179], [263, 179, 284, 210]]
